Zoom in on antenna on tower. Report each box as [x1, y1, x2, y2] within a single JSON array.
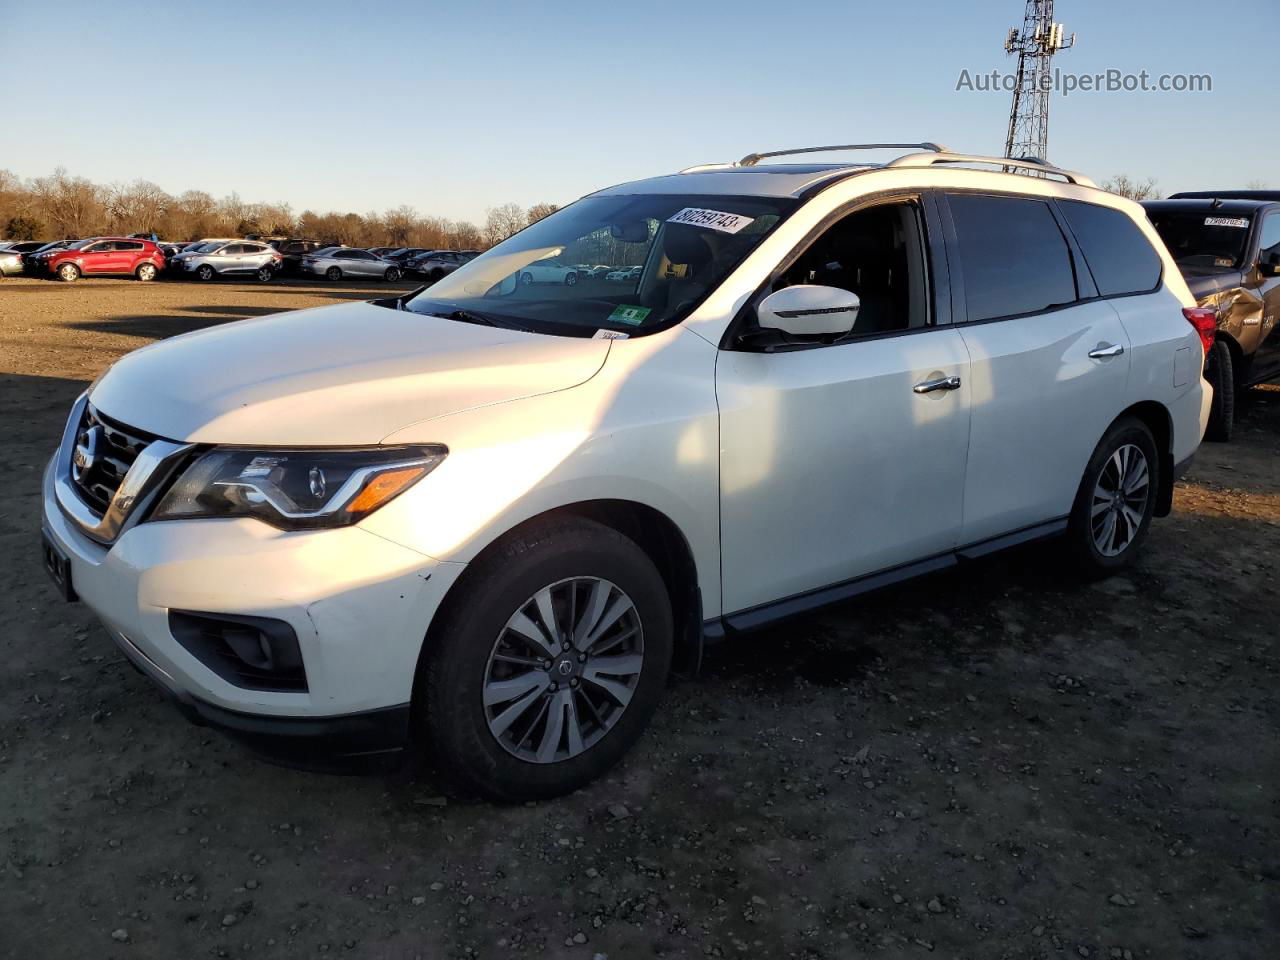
[[1003, 0, 1075, 167]]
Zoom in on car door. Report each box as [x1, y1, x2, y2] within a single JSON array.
[[1252, 210, 1280, 382], [940, 192, 1132, 545], [81, 241, 120, 274], [116, 240, 146, 273], [717, 195, 972, 617]]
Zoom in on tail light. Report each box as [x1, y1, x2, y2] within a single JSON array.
[[1183, 307, 1217, 355]]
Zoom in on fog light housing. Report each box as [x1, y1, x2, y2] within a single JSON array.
[[169, 611, 307, 692]]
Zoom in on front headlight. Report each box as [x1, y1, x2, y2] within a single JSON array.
[[152, 445, 446, 530]]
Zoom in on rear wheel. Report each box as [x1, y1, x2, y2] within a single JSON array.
[[520, 272, 534, 285], [1066, 417, 1158, 578], [384, 267, 401, 282], [135, 262, 157, 282], [256, 265, 274, 282], [565, 271, 578, 286], [326, 266, 342, 281], [421, 517, 673, 802], [57, 263, 80, 282], [196, 264, 215, 281], [1203, 339, 1235, 442]]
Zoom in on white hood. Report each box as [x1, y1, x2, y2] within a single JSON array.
[[90, 301, 610, 445]]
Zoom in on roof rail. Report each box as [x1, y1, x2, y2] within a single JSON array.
[[886, 152, 1097, 187], [737, 142, 948, 167]]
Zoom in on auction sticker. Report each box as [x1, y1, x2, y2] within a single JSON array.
[[1205, 217, 1249, 228], [667, 207, 754, 234], [607, 305, 651, 326]]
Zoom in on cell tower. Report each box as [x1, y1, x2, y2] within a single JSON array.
[[1003, 0, 1075, 162]]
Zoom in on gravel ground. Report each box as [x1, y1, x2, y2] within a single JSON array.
[[0, 276, 1276, 959]]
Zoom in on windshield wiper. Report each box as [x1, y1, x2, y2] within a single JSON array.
[[441, 309, 530, 332]]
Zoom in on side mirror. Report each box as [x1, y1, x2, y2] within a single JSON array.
[[756, 284, 860, 337]]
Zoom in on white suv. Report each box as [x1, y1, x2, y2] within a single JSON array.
[[40, 144, 1213, 800]]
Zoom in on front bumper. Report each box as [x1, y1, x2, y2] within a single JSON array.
[[41, 453, 467, 758]]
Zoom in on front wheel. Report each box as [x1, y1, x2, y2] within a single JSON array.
[[1066, 417, 1159, 578], [384, 267, 401, 282], [1203, 339, 1235, 442], [135, 262, 157, 282], [325, 266, 342, 281], [520, 272, 534, 286], [196, 264, 215, 281], [57, 263, 80, 282], [421, 517, 673, 802]]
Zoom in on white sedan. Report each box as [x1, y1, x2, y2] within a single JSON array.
[[519, 259, 579, 286]]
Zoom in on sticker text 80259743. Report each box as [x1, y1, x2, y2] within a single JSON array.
[[667, 208, 755, 234]]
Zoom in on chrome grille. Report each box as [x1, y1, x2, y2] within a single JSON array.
[[70, 405, 157, 516]]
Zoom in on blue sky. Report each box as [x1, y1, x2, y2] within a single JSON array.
[[3, 0, 1273, 223]]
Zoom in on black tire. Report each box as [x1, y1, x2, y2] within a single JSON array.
[[256, 265, 274, 283], [196, 264, 215, 281], [421, 517, 673, 802], [429, 268, 444, 281], [1203, 339, 1235, 442], [384, 267, 401, 282], [565, 271, 578, 286], [325, 266, 342, 281], [520, 272, 534, 285], [135, 262, 157, 282], [1066, 416, 1159, 579], [57, 263, 80, 282]]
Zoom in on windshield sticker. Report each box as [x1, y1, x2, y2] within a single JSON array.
[[667, 207, 755, 234], [607, 305, 652, 326], [1205, 216, 1249, 228], [1215, 257, 1234, 267], [593, 329, 630, 340]]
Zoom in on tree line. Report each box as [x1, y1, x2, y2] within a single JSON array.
[[0, 168, 559, 250]]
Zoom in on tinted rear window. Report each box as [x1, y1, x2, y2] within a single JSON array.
[[1058, 200, 1161, 296], [948, 194, 1077, 322]]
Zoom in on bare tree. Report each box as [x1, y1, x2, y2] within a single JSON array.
[[483, 203, 526, 246], [525, 202, 559, 226], [1245, 179, 1270, 190], [31, 168, 102, 237], [384, 205, 418, 247], [1100, 175, 1160, 201]]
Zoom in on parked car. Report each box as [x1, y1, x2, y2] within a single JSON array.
[[0, 239, 50, 273], [407, 250, 469, 280], [368, 246, 401, 257], [40, 144, 1210, 801], [28, 237, 165, 281], [0, 240, 50, 254], [1143, 196, 1280, 441], [382, 247, 435, 269], [270, 239, 332, 276], [605, 265, 642, 282], [300, 247, 403, 281], [169, 239, 282, 281], [520, 258, 579, 285]]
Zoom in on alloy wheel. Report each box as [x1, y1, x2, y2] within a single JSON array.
[[483, 576, 644, 764], [1090, 443, 1150, 557]]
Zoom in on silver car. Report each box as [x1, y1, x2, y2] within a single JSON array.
[[299, 247, 403, 282], [171, 240, 282, 281], [0, 249, 22, 277]]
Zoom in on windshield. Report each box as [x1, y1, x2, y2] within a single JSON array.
[[402, 193, 796, 335], [1147, 211, 1252, 269]]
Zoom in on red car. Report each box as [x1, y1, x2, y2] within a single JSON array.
[[31, 237, 166, 282]]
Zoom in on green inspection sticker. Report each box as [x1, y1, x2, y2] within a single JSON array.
[[608, 305, 651, 326]]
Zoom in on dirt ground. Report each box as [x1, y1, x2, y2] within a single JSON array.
[[0, 275, 1276, 959]]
